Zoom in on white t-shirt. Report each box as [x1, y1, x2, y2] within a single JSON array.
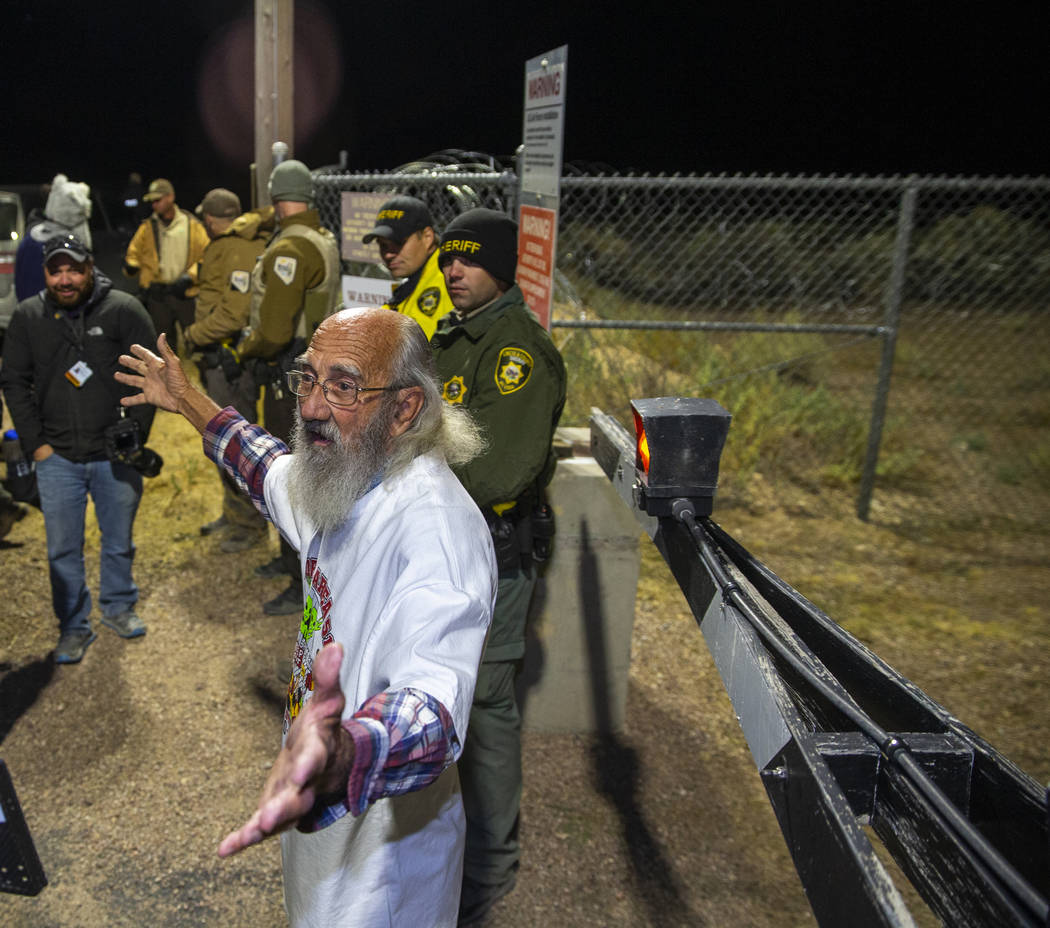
[[264, 449, 496, 928]]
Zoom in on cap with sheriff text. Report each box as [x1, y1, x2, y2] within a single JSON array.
[[143, 178, 175, 202], [362, 196, 434, 244], [438, 208, 518, 284]]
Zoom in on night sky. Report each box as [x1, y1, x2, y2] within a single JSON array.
[[3, 1, 1046, 207]]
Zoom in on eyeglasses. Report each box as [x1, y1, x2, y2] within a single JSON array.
[[285, 370, 400, 408]]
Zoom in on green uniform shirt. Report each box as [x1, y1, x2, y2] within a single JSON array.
[[386, 248, 455, 340], [431, 285, 566, 512], [185, 212, 268, 348]]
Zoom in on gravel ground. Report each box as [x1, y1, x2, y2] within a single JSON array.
[[1, 392, 1046, 927]]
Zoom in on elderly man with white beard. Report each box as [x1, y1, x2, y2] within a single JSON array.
[[116, 308, 497, 928]]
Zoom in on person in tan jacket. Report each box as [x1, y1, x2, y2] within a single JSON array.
[[123, 178, 209, 348], [185, 188, 270, 553]]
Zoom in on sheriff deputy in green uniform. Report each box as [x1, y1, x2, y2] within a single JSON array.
[[362, 195, 454, 339], [184, 187, 269, 554], [238, 159, 341, 615], [431, 208, 566, 925]]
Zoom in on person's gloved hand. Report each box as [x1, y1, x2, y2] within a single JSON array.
[[171, 274, 193, 299]]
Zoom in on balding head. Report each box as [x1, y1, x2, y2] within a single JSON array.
[[312, 307, 414, 385]]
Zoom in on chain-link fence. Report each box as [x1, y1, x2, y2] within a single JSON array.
[[314, 170, 1050, 532]]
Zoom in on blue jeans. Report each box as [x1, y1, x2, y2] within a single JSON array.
[[35, 453, 143, 633]]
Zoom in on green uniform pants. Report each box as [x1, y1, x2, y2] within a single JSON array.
[[200, 364, 265, 533], [459, 567, 536, 912]]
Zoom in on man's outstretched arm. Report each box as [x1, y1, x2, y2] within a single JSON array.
[[218, 643, 357, 858], [116, 333, 222, 434]]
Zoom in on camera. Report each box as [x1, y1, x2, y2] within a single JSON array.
[[103, 416, 163, 478]]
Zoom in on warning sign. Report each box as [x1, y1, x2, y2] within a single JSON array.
[[341, 192, 391, 263], [516, 204, 558, 330]]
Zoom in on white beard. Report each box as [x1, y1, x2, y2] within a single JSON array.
[[285, 404, 393, 535]]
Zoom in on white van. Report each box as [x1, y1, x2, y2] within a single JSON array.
[[0, 190, 26, 341]]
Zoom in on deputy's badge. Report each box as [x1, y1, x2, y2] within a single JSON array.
[[443, 375, 467, 405], [230, 269, 250, 293], [416, 286, 441, 317], [495, 346, 534, 395], [273, 255, 298, 286]]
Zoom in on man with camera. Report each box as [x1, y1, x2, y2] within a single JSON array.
[[1, 234, 157, 664]]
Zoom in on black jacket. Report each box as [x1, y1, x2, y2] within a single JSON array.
[[0, 270, 156, 461]]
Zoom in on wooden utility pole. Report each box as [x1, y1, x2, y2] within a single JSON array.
[[253, 0, 294, 208]]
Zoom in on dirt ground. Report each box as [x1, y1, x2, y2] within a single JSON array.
[[1, 386, 1047, 926]]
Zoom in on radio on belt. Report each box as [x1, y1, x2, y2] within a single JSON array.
[[630, 397, 731, 517]]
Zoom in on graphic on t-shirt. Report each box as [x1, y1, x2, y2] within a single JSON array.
[[284, 557, 335, 732]]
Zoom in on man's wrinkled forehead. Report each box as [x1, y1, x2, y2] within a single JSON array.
[[306, 312, 399, 378]]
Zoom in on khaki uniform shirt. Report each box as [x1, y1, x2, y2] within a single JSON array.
[[185, 211, 269, 348], [239, 209, 340, 361]]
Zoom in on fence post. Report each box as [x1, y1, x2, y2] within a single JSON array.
[[857, 177, 917, 520]]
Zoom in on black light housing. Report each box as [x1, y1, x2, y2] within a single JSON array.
[[631, 397, 732, 517]]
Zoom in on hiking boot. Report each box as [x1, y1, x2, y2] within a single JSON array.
[[101, 609, 147, 639], [220, 529, 265, 554], [200, 514, 228, 536], [263, 584, 302, 615], [55, 628, 97, 664], [0, 501, 29, 539], [254, 555, 289, 579], [458, 872, 518, 926]]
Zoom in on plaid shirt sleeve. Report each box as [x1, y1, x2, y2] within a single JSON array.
[[201, 407, 289, 521], [299, 688, 458, 832]]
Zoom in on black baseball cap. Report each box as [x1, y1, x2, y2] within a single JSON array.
[[43, 233, 92, 265], [362, 196, 434, 244]]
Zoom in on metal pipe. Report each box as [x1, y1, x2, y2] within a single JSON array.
[[551, 319, 885, 336], [856, 178, 915, 520]]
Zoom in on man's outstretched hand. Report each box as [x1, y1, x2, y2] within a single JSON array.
[[115, 333, 190, 413], [218, 642, 356, 858]]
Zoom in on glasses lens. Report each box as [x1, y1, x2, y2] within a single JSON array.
[[286, 371, 312, 395], [324, 380, 358, 406]]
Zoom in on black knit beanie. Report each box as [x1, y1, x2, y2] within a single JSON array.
[[438, 208, 518, 284]]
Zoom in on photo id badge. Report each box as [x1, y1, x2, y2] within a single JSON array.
[[65, 360, 93, 388]]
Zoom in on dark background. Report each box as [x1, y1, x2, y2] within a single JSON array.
[[2, 1, 1047, 213]]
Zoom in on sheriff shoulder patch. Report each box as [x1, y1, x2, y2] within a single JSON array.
[[416, 286, 442, 317], [230, 269, 250, 293], [495, 346, 534, 395], [443, 375, 467, 405], [273, 255, 298, 286]]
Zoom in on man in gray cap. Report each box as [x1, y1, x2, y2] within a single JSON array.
[[184, 188, 269, 553], [362, 195, 454, 340], [1, 233, 157, 664], [237, 160, 341, 614], [123, 177, 209, 349]]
